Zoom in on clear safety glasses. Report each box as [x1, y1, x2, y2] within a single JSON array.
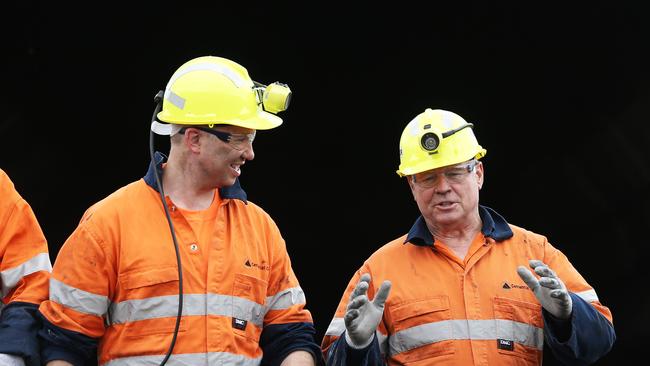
[[179, 127, 256, 151], [412, 160, 478, 188]]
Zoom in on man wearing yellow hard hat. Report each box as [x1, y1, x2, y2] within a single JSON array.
[[38, 56, 322, 366], [321, 109, 615, 365]]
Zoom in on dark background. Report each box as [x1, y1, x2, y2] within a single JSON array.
[[2, 2, 648, 364]]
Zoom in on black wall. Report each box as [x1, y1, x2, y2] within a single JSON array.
[[3, 2, 648, 364]]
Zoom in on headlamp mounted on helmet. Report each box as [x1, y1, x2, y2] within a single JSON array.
[[396, 108, 487, 177], [151, 56, 292, 133], [253, 81, 292, 114], [420, 123, 474, 154]]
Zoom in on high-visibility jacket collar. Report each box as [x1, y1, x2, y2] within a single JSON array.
[[405, 205, 513, 247], [144, 151, 248, 203]]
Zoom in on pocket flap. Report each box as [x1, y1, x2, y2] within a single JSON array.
[[494, 296, 542, 326], [119, 267, 179, 290], [234, 273, 268, 304], [391, 296, 450, 322]]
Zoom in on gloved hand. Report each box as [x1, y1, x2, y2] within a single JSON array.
[[517, 259, 573, 320], [344, 273, 392, 349], [0, 354, 26, 366]]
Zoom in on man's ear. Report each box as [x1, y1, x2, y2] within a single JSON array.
[[407, 176, 417, 201], [183, 128, 202, 153], [476, 161, 484, 190]]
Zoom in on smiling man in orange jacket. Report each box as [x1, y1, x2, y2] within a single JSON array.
[[321, 109, 615, 365], [38, 56, 321, 366]]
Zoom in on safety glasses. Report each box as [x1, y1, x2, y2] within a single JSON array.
[[179, 127, 256, 151], [412, 160, 478, 188]]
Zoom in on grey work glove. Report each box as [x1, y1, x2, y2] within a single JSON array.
[[517, 259, 573, 320], [344, 273, 392, 349], [0, 354, 26, 366]]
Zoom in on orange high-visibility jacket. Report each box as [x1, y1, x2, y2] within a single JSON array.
[[39, 154, 318, 366], [0, 168, 51, 364], [322, 206, 615, 366]]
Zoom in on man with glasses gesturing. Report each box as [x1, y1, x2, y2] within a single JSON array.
[[321, 108, 615, 365]]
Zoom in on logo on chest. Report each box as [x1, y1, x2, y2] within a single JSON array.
[[244, 259, 270, 271], [502, 281, 529, 290]]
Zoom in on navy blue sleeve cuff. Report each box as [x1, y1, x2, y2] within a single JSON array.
[[325, 331, 383, 366], [37, 310, 98, 366], [260, 322, 323, 366], [542, 309, 571, 342], [0, 302, 42, 366], [543, 292, 616, 365]]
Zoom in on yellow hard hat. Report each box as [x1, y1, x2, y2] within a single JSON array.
[[396, 108, 487, 177], [153, 56, 291, 133]]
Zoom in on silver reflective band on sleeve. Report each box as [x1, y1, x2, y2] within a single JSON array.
[[388, 319, 544, 356], [108, 293, 265, 328], [575, 289, 599, 303], [325, 317, 345, 336], [264, 286, 306, 311], [102, 351, 262, 366], [0, 252, 52, 298], [50, 278, 110, 316]]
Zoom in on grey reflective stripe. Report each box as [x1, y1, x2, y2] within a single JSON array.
[[0, 252, 52, 298], [167, 91, 185, 110], [103, 351, 261, 366], [163, 62, 252, 109], [440, 110, 455, 129], [576, 289, 599, 303], [265, 286, 306, 311], [389, 319, 544, 356], [325, 317, 388, 355], [325, 317, 345, 336], [223, 293, 264, 326], [109, 294, 205, 325], [50, 278, 109, 316], [327, 316, 543, 356], [109, 293, 264, 327], [494, 319, 543, 349]]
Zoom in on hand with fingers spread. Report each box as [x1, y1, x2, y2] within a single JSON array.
[[517, 259, 573, 320], [344, 273, 392, 349]]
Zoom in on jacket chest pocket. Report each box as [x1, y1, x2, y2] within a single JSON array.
[[231, 273, 268, 342], [388, 296, 455, 363], [493, 296, 543, 361], [115, 266, 188, 338]]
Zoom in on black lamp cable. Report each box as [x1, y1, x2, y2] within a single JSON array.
[[149, 91, 183, 366]]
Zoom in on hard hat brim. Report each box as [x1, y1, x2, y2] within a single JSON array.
[[227, 110, 283, 130], [154, 110, 283, 134], [396, 148, 487, 177]]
